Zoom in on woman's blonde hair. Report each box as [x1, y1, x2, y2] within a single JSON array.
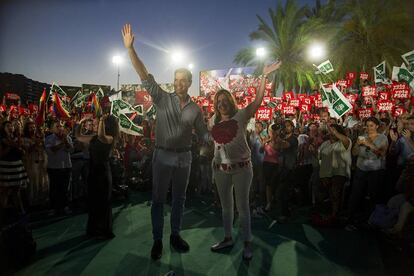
[[213, 89, 238, 124]]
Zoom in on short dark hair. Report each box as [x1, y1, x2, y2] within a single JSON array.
[[174, 68, 192, 83], [366, 117, 380, 126]]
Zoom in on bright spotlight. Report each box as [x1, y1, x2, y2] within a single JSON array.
[[112, 55, 123, 65], [171, 51, 185, 64], [308, 43, 325, 61], [256, 47, 266, 58], [188, 63, 194, 69]]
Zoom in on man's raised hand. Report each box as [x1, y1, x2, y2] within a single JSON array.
[[263, 60, 282, 76], [122, 24, 134, 49]]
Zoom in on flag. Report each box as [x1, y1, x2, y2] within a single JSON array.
[[392, 63, 414, 88], [96, 87, 104, 99], [316, 60, 334, 75], [146, 105, 157, 119], [401, 50, 414, 71], [118, 113, 144, 136], [52, 92, 71, 119], [373, 61, 390, 84], [109, 91, 122, 102], [320, 84, 352, 118], [90, 93, 102, 117], [50, 82, 67, 97], [35, 88, 47, 126]]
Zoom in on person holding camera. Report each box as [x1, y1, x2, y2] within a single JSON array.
[[346, 117, 388, 231]]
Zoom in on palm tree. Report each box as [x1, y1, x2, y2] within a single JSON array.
[[331, 0, 414, 78], [234, 0, 339, 93]]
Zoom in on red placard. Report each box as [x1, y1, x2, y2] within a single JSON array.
[[290, 99, 300, 108], [0, 104, 6, 112], [378, 92, 390, 101], [296, 94, 306, 101], [346, 72, 357, 80], [262, 96, 271, 106], [19, 107, 30, 116], [303, 113, 312, 121], [377, 100, 394, 112], [392, 83, 410, 99], [393, 106, 406, 117], [255, 107, 273, 121], [135, 90, 153, 110], [360, 72, 369, 80], [5, 93, 20, 100], [312, 114, 320, 121], [208, 104, 215, 113], [234, 91, 244, 98], [247, 86, 257, 96], [337, 79, 348, 87], [301, 97, 313, 105], [272, 96, 282, 102], [300, 104, 311, 113], [283, 91, 295, 102], [202, 99, 209, 107], [358, 108, 373, 119], [345, 94, 358, 105], [362, 86, 377, 97], [264, 88, 272, 97], [275, 103, 285, 111], [282, 105, 296, 115]]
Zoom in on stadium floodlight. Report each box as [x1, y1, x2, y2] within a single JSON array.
[[256, 47, 266, 58], [308, 43, 325, 61]]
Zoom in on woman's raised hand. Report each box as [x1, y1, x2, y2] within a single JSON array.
[[122, 24, 135, 49], [263, 60, 282, 76]]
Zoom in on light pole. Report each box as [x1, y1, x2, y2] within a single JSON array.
[[112, 55, 123, 91]]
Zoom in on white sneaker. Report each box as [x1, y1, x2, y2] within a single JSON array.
[[211, 239, 234, 252]]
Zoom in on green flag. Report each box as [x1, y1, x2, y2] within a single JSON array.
[[50, 82, 67, 97], [320, 84, 352, 118], [373, 61, 390, 84], [146, 105, 157, 119], [402, 50, 414, 71], [118, 113, 144, 136], [316, 60, 334, 75]]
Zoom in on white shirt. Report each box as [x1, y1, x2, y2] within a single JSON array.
[[209, 109, 251, 164]]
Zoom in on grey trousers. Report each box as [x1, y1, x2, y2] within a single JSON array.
[[214, 166, 253, 242]]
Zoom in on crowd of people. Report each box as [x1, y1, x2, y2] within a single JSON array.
[[1, 23, 413, 269]]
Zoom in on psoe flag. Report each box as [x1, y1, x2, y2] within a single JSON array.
[[316, 60, 334, 75], [402, 50, 414, 70]]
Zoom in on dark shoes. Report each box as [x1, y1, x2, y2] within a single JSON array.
[[170, 234, 190, 252], [151, 240, 163, 260], [151, 235, 189, 260]]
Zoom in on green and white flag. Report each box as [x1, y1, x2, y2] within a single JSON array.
[[146, 105, 157, 119], [316, 60, 334, 75], [118, 113, 144, 136], [320, 84, 352, 118], [110, 99, 141, 117], [70, 90, 88, 108], [50, 82, 67, 97], [373, 61, 389, 84], [109, 91, 122, 102], [330, 84, 352, 118], [96, 88, 104, 99], [392, 63, 414, 88], [133, 105, 144, 115], [402, 50, 414, 71]]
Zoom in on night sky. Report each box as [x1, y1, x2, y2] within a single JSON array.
[[0, 0, 313, 95]]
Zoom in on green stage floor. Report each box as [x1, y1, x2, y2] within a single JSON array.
[[17, 193, 387, 276]]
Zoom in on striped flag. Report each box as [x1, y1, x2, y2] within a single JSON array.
[[52, 92, 71, 119], [91, 93, 102, 117], [35, 88, 47, 126]]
